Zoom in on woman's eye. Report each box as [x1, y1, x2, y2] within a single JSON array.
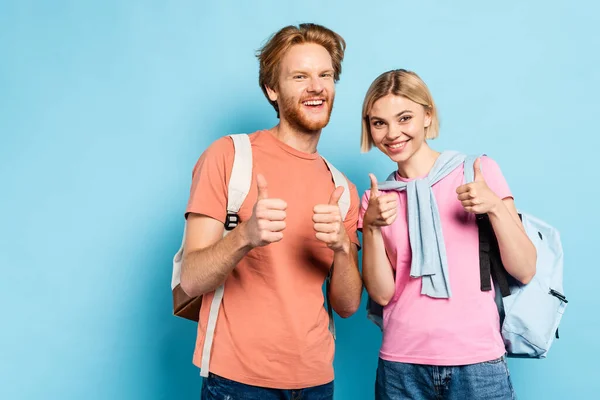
[[399, 115, 412, 122], [373, 121, 385, 127]]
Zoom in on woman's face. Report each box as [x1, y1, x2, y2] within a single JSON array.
[[368, 94, 431, 164]]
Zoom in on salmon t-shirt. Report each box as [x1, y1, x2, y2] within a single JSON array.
[[186, 130, 360, 389], [358, 156, 511, 366]]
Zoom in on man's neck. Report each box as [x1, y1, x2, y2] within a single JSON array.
[[270, 120, 321, 154]]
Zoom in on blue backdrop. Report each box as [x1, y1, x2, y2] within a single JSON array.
[[1, 1, 598, 399]]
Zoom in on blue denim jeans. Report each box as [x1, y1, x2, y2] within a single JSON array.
[[375, 356, 516, 400], [201, 373, 334, 400]]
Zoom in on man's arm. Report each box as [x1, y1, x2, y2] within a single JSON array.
[[328, 239, 362, 318], [181, 174, 287, 297], [313, 185, 362, 318], [180, 214, 252, 297]]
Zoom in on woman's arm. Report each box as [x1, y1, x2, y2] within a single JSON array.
[[361, 174, 399, 306]]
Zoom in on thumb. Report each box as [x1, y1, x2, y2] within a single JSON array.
[[256, 174, 268, 200], [473, 158, 484, 182], [369, 173, 380, 197], [328, 186, 345, 205]]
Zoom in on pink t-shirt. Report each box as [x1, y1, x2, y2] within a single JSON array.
[[358, 156, 512, 366]]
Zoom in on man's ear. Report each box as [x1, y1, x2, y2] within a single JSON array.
[[265, 85, 278, 103]]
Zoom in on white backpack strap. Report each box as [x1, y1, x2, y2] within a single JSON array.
[[321, 157, 351, 340], [200, 133, 252, 378], [321, 157, 350, 220], [227, 134, 253, 216], [171, 224, 186, 290]]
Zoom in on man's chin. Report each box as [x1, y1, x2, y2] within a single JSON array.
[[297, 114, 331, 132], [282, 106, 333, 132], [303, 121, 329, 132]]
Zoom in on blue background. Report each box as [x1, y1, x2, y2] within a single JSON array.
[[1, 1, 598, 399]]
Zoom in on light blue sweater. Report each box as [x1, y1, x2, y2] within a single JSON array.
[[378, 151, 470, 298]]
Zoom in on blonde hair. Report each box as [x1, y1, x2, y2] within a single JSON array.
[[360, 69, 439, 152], [256, 23, 346, 116]]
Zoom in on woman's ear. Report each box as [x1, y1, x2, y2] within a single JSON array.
[[424, 108, 432, 129]]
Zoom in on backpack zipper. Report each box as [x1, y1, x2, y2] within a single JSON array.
[[549, 289, 568, 303]]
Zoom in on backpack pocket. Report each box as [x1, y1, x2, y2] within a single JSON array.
[[501, 280, 567, 358]]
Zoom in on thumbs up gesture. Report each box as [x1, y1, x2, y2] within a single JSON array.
[[456, 158, 501, 214], [363, 173, 398, 229], [313, 186, 348, 252], [244, 174, 288, 248]]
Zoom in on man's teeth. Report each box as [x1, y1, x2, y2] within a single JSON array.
[[303, 100, 323, 106]]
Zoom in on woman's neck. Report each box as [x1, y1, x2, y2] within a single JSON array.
[[396, 144, 440, 179]]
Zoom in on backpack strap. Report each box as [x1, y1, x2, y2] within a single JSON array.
[[463, 154, 511, 298], [226, 134, 253, 226], [321, 157, 350, 220], [200, 133, 252, 378], [476, 213, 511, 297], [320, 157, 351, 340]]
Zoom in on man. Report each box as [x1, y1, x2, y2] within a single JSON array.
[[180, 23, 362, 399]]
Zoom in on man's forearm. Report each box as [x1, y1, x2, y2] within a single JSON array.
[[181, 222, 253, 297], [329, 239, 362, 318]]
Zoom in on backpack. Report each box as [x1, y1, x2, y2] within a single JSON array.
[[464, 155, 568, 358], [171, 133, 352, 377], [366, 155, 568, 359]]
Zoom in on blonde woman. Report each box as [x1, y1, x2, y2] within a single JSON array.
[[358, 69, 536, 400]]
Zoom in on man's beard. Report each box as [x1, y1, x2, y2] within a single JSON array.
[[280, 96, 335, 133]]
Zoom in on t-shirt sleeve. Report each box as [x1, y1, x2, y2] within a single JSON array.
[[185, 136, 235, 223], [344, 180, 361, 249], [357, 189, 371, 231], [480, 156, 513, 200]]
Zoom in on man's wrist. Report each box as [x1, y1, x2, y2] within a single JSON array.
[[333, 234, 352, 255], [236, 221, 254, 251]]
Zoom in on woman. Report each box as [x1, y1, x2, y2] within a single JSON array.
[[358, 69, 536, 400]]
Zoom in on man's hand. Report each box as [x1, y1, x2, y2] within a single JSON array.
[[242, 174, 287, 248], [313, 186, 349, 252]]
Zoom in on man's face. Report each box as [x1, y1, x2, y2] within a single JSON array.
[[267, 43, 336, 132]]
